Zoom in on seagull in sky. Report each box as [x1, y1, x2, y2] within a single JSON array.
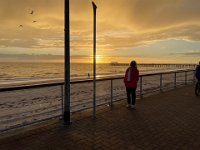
[[30, 10, 34, 15]]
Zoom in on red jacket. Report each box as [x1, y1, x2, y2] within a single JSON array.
[[124, 67, 139, 88]]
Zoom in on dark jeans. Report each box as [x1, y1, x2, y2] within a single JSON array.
[[126, 87, 136, 105]]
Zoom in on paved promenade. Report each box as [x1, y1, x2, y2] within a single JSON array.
[[1, 84, 200, 150]]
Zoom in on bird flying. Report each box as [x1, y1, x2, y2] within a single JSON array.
[[30, 10, 34, 14], [19, 25, 23, 27]]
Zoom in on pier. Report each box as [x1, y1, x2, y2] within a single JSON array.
[[138, 63, 196, 69], [110, 63, 196, 69], [1, 84, 200, 149]]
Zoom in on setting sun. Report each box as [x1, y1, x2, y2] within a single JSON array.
[[88, 55, 104, 64], [96, 55, 103, 64]]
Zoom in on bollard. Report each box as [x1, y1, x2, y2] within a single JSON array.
[[140, 76, 143, 98], [110, 79, 113, 107], [160, 73, 163, 92]]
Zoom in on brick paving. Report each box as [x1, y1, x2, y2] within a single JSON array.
[[1, 84, 200, 150]]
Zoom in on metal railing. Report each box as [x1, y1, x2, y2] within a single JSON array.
[[0, 69, 196, 132]]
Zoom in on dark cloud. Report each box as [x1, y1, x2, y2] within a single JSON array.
[[170, 51, 200, 57], [70, 24, 200, 52], [0, 53, 64, 62]]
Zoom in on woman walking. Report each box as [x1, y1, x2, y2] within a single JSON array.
[[124, 60, 139, 109]]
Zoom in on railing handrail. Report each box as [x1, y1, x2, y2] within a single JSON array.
[[0, 69, 195, 92], [0, 68, 196, 133]]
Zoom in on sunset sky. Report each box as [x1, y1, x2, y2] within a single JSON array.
[[0, 0, 200, 64]]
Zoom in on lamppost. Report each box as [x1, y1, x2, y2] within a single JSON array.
[[64, 0, 70, 125], [92, 1, 97, 119]]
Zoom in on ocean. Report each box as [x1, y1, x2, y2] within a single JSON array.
[[0, 62, 195, 85]]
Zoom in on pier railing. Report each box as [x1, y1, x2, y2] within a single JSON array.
[[0, 69, 196, 132]]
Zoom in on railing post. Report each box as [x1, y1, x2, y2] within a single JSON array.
[[140, 76, 143, 98], [174, 72, 176, 89], [61, 85, 64, 117], [160, 73, 163, 92], [193, 70, 196, 83], [185, 71, 187, 85], [110, 79, 113, 106]]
